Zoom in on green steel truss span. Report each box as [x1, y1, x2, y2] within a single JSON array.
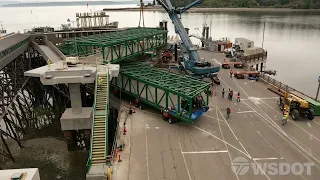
[[61, 27, 168, 64], [111, 63, 211, 123]]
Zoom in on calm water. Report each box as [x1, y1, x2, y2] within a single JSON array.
[[1, 5, 320, 99]]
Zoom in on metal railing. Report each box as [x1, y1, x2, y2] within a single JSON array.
[[104, 70, 109, 163], [259, 73, 311, 98], [86, 65, 99, 171]]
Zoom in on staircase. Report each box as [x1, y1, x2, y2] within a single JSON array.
[[89, 73, 109, 166]]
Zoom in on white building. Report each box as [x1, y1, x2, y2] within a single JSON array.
[[235, 38, 254, 50], [0, 168, 40, 180]]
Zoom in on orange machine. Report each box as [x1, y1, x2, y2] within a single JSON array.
[[222, 62, 243, 69], [234, 71, 259, 79]]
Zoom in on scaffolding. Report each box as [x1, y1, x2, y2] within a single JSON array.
[[76, 12, 110, 28]]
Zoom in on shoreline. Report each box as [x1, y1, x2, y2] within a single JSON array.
[[103, 7, 320, 12]]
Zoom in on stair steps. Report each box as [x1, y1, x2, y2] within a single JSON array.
[[90, 74, 109, 165]]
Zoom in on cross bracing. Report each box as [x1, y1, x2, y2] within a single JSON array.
[[120, 63, 211, 100], [61, 27, 168, 64]]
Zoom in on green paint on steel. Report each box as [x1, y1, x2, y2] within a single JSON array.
[[120, 63, 211, 100], [60, 27, 168, 64], [110, 62, 211, 123]]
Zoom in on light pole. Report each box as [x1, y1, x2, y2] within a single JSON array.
[[316, 76, 320, 100]]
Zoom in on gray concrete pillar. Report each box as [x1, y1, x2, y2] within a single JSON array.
[[69, 83, 82, 114]]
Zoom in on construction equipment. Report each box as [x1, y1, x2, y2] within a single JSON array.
[[162, 50, 173, 62], [278, 92, 315, 121], [156, 0, 220, 79], [234, 71, 259, 79], [222, 61, 243, 69]]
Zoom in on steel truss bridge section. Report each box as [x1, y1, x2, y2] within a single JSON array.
[[111, 63, 211, 123], [0, 47, 70, 163], [60, 28, 168, 64], [0, 34, 30, 70]]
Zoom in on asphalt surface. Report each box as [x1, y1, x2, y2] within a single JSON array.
[[116, 50, 320, 180]]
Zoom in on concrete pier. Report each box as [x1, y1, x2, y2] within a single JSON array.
[[69, 83, 83, 114]]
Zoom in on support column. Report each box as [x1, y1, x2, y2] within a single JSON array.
[[260, 63, 264, 72], [164, 21, 168, 31], [256, 64, 259, 71], [174, 44, 178, 61], [202, 26, 205, 47], [69, 83, 83, 114], [205, 27, 209, 39]]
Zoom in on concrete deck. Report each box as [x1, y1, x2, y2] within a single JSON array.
[[112, 50, 320, 180]]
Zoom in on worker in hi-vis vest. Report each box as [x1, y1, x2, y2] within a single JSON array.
[[98, 77, 103, 90], [282, 114, 288, 125]]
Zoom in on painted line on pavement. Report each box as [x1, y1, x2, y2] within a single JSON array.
[[182, 150, 228, 154], [215, 107, 240, 180], [252, 157, 279, 161], [260, 100, 320, 143], [203, 114, 226, 123], [237, 111, 255, 114], [179, 141, 192, 180], [145, 117, 150, 180]]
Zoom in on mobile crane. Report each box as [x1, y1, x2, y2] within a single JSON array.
[[156, 0, 220, 80]]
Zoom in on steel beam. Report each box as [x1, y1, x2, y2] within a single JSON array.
[[111, 63, 210, 123], [60, 28, 168, 64]]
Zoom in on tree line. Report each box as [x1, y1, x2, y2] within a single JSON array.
[[170, 0, 320, 9]]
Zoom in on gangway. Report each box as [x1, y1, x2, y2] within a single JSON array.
[[87, 71, 109, 167]]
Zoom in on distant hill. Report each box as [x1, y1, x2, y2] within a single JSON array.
[[0, 1, 19, 6], [1, 1, 140, 7]]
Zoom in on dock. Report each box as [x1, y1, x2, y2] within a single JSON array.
[[2, 21, 320, 180], [111, 50, 320, 180]]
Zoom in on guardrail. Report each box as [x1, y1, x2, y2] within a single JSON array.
[[259, 73, 312, 98], [45, 40, 67, 60], [86, 67, 99, 171], [104, 72, 109, 164], [109, 105, 129, 173], [240, 52, 267, 63]]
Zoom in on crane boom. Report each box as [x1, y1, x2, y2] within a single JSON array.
[[157, 0, 201, 63], [157, 0, 220, 76]]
